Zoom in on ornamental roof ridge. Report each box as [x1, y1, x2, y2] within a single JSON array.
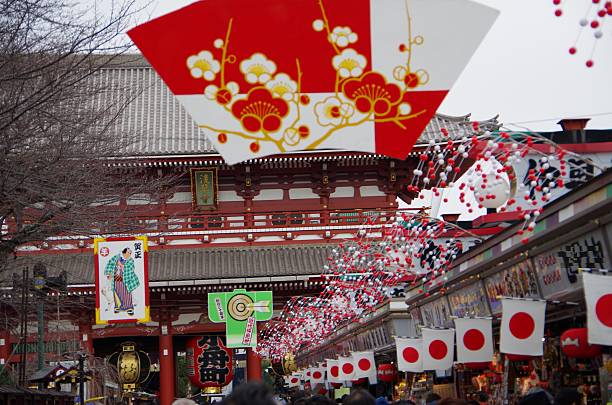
[[89, 61, 500, 158], [434, 112, 472, 122]]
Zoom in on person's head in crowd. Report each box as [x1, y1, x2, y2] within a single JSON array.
[[476, 392, 488, 405], [307, 395, 337, 405], [437, 398, 468, 405], [344, 389, 376, 405], [425, 393, 442, 405], [518, 389, 553, 405], [293, 390, 309, 405], [467, 400, 480, 405], [222, 382, 276, 405], [555, 387, 581, 405], [375, 396, 390, 405], [392, 401, 416, 405]]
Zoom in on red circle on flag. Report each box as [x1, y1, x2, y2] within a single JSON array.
[[402, 347, 419, 363], [358, 358, 371, 370], [595, 294, 612, 327], [509, 312, 535, 339], [428, 339, 448, 360], [330, 365, 339, 377], [463, 329, 485, 351], [291, 378, 298, 383], [313, 371, 322, 379], [342, 363, 354, 374]]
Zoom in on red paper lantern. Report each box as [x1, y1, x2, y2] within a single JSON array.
[[376, 363, 397, 383], [560, 328, 601, 359], [351, 377, 367, 385], [331, 382, 343, 389], [186, 336, 234, 388]]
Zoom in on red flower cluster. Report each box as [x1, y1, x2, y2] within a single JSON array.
[[342, 72, 402, 116], [231, 88, 289, 133]]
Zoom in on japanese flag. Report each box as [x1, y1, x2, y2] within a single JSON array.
[[395, 337, 423, 372], [326, 359, 341, 383], [288, 372, 301, 387], [422, 328, 455, 371], [304, 368, 312, 384], [454, 318, 493, 364], [583, 272, 612, 345], [338, 355, 356, 381], [352, 351, 377, 384], [310, 367, 326, 386], [500, 298, 546, 355]]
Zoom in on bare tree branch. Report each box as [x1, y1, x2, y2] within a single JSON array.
[[0, 0, 179, 269]]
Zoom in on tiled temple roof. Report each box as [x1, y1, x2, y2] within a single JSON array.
[[5, 244, 333, 286], [100, 55, 500, 157]]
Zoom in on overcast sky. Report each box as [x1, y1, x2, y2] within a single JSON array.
[[126, 0, 612, 132]]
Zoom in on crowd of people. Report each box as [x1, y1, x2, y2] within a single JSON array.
[[171, 382, 584, 405]]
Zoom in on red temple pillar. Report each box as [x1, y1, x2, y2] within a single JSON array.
[[0, 329, 10, 366], [78, 322, 94, 355], [159, 331, 175, 405], [246, 348, 262, 382]]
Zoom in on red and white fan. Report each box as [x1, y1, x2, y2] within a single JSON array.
[[128, 0, 498, 164]]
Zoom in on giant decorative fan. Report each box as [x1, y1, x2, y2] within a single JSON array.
[[128, 0, 498, 164]]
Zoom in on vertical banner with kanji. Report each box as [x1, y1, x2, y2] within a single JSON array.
[[208, 289, 273, 348], [94, 236, 150, 324], [190, 168, 218, 210]]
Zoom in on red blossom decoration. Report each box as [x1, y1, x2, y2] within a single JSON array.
[[231, 88, 289, 133], [342, 72, 402, 116]]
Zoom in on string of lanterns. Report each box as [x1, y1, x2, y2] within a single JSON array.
[[257, 125, 596, 360], [552, 0, 612, 67]]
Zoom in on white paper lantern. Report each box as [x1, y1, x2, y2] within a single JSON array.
[[473, 171, 511, 209]]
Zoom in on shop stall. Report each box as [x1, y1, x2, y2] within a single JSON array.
[[404, 170, 612, 405]]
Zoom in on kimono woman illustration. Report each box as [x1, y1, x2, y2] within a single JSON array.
[[104, 247, 140, 315]]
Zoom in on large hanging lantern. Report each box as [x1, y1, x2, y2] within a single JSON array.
[[376, 363, 397, 383], [270, 351, 298, 376], [109, 342, 151, 393], [270, 358, 285, 376], [186, 336, 234, 388], [560, 328, 601, 359], [283, 352, 298, 374]]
